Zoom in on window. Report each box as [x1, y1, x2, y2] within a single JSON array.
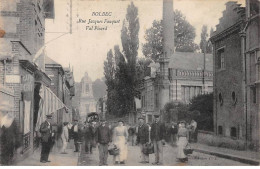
[[217, 48, 225, 69], [218, 126, 223, 135], [230, 127, 237, 138], [219, 93, 223, 106]]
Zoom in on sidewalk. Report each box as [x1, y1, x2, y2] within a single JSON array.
[[17, 140, 78, 166], [191, 143, 260, 165]]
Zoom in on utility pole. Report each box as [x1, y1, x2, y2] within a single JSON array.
[[202, 43, 206, 94]]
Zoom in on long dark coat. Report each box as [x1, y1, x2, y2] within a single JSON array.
[[136, 124, 149, 144]]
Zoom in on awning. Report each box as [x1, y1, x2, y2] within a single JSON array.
[[35, 85, 70, 131]]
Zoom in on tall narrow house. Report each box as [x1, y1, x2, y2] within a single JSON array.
[[211, 0, 259, 150]]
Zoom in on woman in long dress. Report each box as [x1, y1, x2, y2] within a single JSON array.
[[177, 121, 189, 162], [61, 122, 69, 154], [112, 120, 128, 164]]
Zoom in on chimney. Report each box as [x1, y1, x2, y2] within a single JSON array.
[[158, 0, 174, 110], [163, 0, 175, 57]]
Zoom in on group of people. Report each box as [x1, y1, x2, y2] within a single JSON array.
[[39, 116, 82, 163], [38, 113, 198, 165]]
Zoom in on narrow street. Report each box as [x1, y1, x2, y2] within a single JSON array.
[[77, 142, 249, 166]]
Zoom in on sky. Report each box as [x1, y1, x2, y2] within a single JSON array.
[[45, 0, 245, 82]]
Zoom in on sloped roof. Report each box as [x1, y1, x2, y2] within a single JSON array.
[[212, 1, 245, 37], [168, 52, 213, 71], [45, 56, 60, 65]]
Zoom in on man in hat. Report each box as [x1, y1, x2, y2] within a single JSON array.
[[71, 119, 80, 152], [150, 114, 166, 165], [40, 114, 54, 163], [96, 119, 111, 166], [136, 116, 149, 163]]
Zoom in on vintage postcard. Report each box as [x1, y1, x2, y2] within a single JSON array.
[[0, 0, 259, 166]]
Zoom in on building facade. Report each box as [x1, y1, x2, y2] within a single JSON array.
[[211, 0, 259, 150], [79, 72, 97, 121], [244, 0, 260, 150], [0, 0, 55, 163]]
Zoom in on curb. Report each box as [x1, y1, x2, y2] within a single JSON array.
[[193, 148, 260, 166]]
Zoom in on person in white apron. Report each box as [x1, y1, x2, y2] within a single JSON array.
[[61, 122, 69, 154], [177, 121, 189, 162], [112, 120, 128, 164]]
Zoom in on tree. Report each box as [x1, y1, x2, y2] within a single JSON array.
[[142, 10, 199, 62], [136, 57, 152, 81], [200, 25, 213, 53], [142, 20, 163, 61], [114, 45, 129, 116], [189, 93, 213, 131], [207, 27, 214, 53], [103, 49, 116, 115], [200, 25, 208, 53], [135, 57, 153, 98], [163, 101, 190, 123], [120, 2, 140, 115]]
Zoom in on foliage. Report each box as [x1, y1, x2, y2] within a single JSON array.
[[142, 10, 199, 61], [189, 93, 213, 131], [135, 57, 153, 96], [103, 49, 116, 115], [163, 101, 190, 123], [114, 45, 130, 116], [120, 2, 140, 114], [142, 20, 163, 61], [163, 93, 213, 131], [103, 2, 140, 117], [200, 25, 213, 53]]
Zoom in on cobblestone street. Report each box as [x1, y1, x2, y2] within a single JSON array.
[[77, 142, 249, 166]]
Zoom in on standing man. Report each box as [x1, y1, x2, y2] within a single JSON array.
[[128, 125, 135, 146], [150, 115, 166, 165], [83, 122, 94, 154], [96, 120, 111, 166], [90, 121, 97, 148], [190, 119, 198, 143], [136, 117, 149, 164], [40, 114, 54, 163], [72, 119, 80, 152]]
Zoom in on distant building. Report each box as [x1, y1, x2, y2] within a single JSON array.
[[139, 0, 213, 124], [210, 0, 259, 150], [79, 72, 97, 121], [45, 56, 74, 125]]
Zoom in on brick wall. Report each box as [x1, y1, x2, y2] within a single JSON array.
[[214, 29, 245, 140], [1, 0, 46, 60]]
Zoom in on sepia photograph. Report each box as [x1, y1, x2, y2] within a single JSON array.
[[0, 0, 259, 166]]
